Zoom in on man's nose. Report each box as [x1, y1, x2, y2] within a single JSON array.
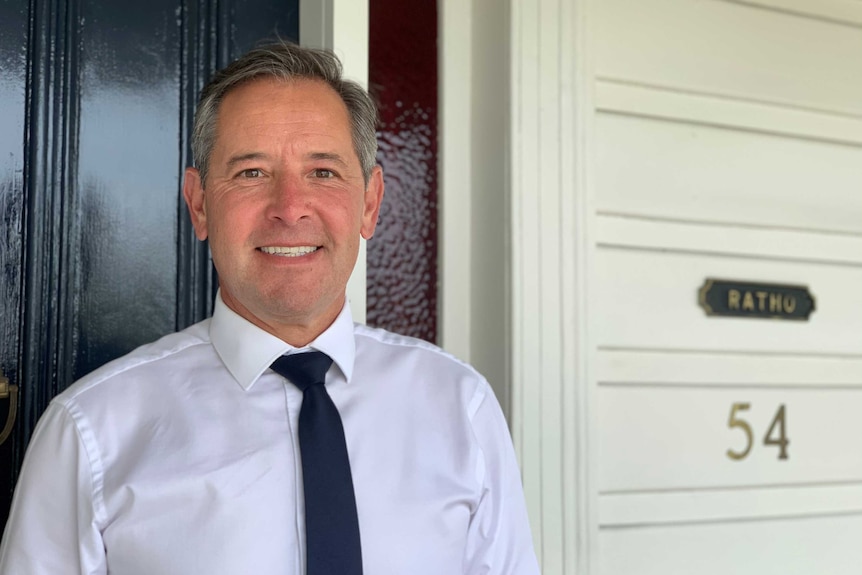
[[267, 175, 312, 222]]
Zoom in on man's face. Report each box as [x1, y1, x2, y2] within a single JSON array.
[[183, 77, 384, 343]]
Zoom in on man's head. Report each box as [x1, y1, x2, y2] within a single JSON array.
[[192, 41, 379, 186], [182, 41, 384, 346]]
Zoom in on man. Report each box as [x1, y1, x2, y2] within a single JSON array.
[[0, 41, 539, 574]]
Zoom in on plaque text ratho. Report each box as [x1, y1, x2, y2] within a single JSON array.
[[698, 279, 815, 320]]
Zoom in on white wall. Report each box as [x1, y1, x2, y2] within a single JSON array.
[[504, 0, 862, 572], [438, 0, 862, 571], [589, 1, 862, 572]]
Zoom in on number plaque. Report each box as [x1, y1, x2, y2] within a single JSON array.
[[699, 279, 815, 320], [726, 403, 789, 461]]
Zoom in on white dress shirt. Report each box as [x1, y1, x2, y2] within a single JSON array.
[[0, 294, 539, 575]]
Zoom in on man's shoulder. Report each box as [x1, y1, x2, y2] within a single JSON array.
[[57, 319, 213, 404], [353, 323, 484, 380]]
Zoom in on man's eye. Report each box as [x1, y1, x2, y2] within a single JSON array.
[[313, 168, 336, 179], [240, 169, 262, 178]]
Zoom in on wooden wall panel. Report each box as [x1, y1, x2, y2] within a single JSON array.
[[721, 0, 862, 26], [594, 247, 862, 354], [511, 0, 862, 571], [594, 113, 862, 234], [595, 80, 862, 146], [598, 514, 862, 575], [596, 349, 862, 387], [595, 0, 862, 115], [597, 386, 862, 492], [585, 0, 862, 573], [600, 483, 862, 526], [596, 215, 862, 267]]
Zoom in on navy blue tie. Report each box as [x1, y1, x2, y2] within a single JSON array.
[[270, 352, 363, 575]]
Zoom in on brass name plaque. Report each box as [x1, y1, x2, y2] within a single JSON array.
[[699, 279, 815, 320]]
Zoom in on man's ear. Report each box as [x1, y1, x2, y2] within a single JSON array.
[[360, 165, 385, 240], [182, 167, 208, 241]]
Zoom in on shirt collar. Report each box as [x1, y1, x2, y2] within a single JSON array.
[[210, 290, 357, 391]]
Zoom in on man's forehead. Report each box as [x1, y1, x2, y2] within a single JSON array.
[[206, 77, 360, 172], [219, 76, 346, 116], [214, 78, 351, 136], [214, 78, 351, 141]]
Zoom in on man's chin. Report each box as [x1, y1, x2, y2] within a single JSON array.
[[254, 292, 343, 327]]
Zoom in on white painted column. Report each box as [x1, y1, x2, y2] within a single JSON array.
[[441, 0, 593, 570], [510, 0, 591, 572], [439, 0, 474, 363], [300, 0, 370, 323], [439, 0, 512, 409]]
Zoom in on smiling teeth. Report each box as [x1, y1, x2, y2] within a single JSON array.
[[260, 246, 319, 257]]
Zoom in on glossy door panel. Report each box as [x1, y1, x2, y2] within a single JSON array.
[[76, 0, 184, 376], [0, 0, 297, 529], [368, 0, 438, 343], [0, 0, 28, 519]]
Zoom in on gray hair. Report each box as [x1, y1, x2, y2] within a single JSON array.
[[192, 41, 378, 184]]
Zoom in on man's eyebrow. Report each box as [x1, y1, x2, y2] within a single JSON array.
[[307, 152, 349, 167], [224, 151, 350, 169], [225, 152, 269, 168]]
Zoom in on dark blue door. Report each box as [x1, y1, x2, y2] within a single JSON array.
[[0, 0, 298, 529]]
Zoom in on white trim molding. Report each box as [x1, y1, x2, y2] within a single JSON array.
[[439, 0, 474, 364], [510, 0, 592, 572], [439, 0, 512, 411], [441, 0, 593, 570]]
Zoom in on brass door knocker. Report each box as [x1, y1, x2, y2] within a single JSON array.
[[0, 370, 19, 445]]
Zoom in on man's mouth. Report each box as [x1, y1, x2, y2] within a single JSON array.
[[258, 246, 320, 257]]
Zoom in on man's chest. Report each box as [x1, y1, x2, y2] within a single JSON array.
[[97, 391, 479, 575]]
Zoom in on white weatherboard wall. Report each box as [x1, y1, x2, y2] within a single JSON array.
[[510, 0, 862, 573]]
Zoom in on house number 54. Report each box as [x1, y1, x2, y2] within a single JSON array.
[[726, 403, 789, 461]]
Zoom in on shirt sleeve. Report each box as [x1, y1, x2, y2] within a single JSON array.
[[462, 384, 541, 575], [0, 401, 107, 575]]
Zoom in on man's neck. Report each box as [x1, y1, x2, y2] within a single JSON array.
[[218, 290, 344, 348]]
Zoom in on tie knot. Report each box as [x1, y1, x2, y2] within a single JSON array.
[[271, 351, 333, 391]]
